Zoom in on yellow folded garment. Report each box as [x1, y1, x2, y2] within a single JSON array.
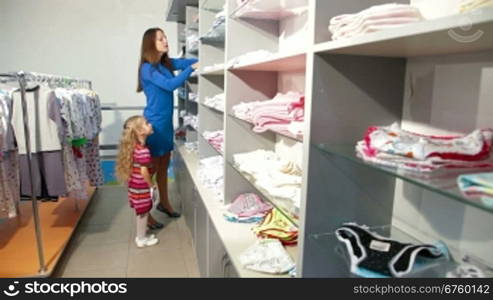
[[460, 0, 493, 13]]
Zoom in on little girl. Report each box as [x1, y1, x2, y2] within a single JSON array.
[[116, 115, 159, 248]]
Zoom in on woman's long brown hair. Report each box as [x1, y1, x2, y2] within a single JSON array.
[[137, 28, 174, 92]]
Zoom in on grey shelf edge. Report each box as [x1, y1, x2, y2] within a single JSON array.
[[229, 113, 303, 142], [175, 142, 298, 278]]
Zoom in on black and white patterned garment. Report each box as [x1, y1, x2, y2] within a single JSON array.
[[336, 223, 445, 277]]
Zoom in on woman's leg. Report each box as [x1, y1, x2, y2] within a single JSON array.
[[152, 153, 175, 213]]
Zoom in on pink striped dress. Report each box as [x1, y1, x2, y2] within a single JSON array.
[[128, 144, 153, 214]]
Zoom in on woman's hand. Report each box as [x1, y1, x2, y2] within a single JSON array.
[[192, 63, 199, 70]]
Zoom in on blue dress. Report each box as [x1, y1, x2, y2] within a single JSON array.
[[140, 58, 198, 157]]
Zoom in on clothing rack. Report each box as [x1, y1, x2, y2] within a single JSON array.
[[0, 70, 93, 275]]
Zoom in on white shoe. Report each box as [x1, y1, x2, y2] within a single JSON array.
[[135, 235, 159, 248]]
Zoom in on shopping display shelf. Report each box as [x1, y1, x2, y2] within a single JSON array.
[[200, 102, 224, 114], [176, 142, 297, 278], [314, 8, 493, 57], [315, 144, 493, 214], [229, 51, 306, 72], [200, 133, 224, 156], [230, 0, 308, 21], [229, 113, 303, 142], [201, 64, 225, 75], [228, 160, 299, 227], [202, 0, 224, 13], [309, 224, 463, 278]]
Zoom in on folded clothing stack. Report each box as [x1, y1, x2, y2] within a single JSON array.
[[184, 141, 199, 154], [203, 130, 224, 154], [186, 32, 200, 54], [203, 93, 225, 112], [356, 123, 493, 172], [233, 0, 308, 20], [233, 149, 302, 213], [228, 50, 274, 68], [460, 0, 493, 13], [200, 8, 226, 44], [197, 155, 224, 202], [203, 63, 224, 73], [252, 208, 298, 246], [189, 92, 198, 102], [329, 3, 424, 41], [232, 91, 304, 137], [458, 172, 493, 202], [224, 193, 273, 223], [183, 114, 198, 131], [239, 239, 295, 274]]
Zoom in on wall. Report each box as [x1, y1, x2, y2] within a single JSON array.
[[0, 0, 179, 152]]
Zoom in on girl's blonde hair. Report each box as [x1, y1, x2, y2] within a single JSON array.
[[115, 115, 147, 183]]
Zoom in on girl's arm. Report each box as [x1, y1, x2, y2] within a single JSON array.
[[141, 166, 154, 187], [172, 58, 199, 71], [141, 63, 194, 92]]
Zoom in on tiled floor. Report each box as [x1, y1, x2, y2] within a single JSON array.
[[53, 182, 200, 278]]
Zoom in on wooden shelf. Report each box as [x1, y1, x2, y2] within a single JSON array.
[[0, 186, 96, 278]]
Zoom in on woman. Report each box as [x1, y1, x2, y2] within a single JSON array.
[[137, 27, 198, 226]]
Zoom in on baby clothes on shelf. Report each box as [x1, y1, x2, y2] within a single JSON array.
[[184, 141, 199, 153], [189, 92, 198, 102], [186, 32, 200, 54], [329, 3, 424, 41], [203, 93, 225, 112], [227, 50, 274, 68], [183, 114, 199, 130], [458, 172, 493, 201], [252, 208, 298, 246], [224, 193, 273, 223], [233, 149, 302, 213], [336, 223, 447, 278], [197, 155, 224, 202], [203, 130, 224, 154], [200, 8, 226, 44], [232, 91, 305, 137], [460, 0, 493, 13], [203, 63, 224, 73], [239, 239, 295, 274], [233, 0, 308, 20], [356, 123, 493, 172]]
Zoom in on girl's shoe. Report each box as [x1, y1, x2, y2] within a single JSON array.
[[135, 235, 159, 248]]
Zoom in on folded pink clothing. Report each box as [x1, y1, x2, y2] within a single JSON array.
[[330, 5, 423, 30], [356, 123, 493, 172], [362, 124, 493, 162], [253, 120, 291, 133], [228, 193, 273, 218], [333, 17, 423, 40], [329, 3, 423, 40], [356, 142, 493, 172]]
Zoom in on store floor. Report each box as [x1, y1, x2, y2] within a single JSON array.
[[53, 183, 200, 278]]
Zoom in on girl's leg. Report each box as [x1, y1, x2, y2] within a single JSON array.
[[136, 213, 148, 240]]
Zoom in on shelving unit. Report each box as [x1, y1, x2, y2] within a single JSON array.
[[169, 0, 493, 278]]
